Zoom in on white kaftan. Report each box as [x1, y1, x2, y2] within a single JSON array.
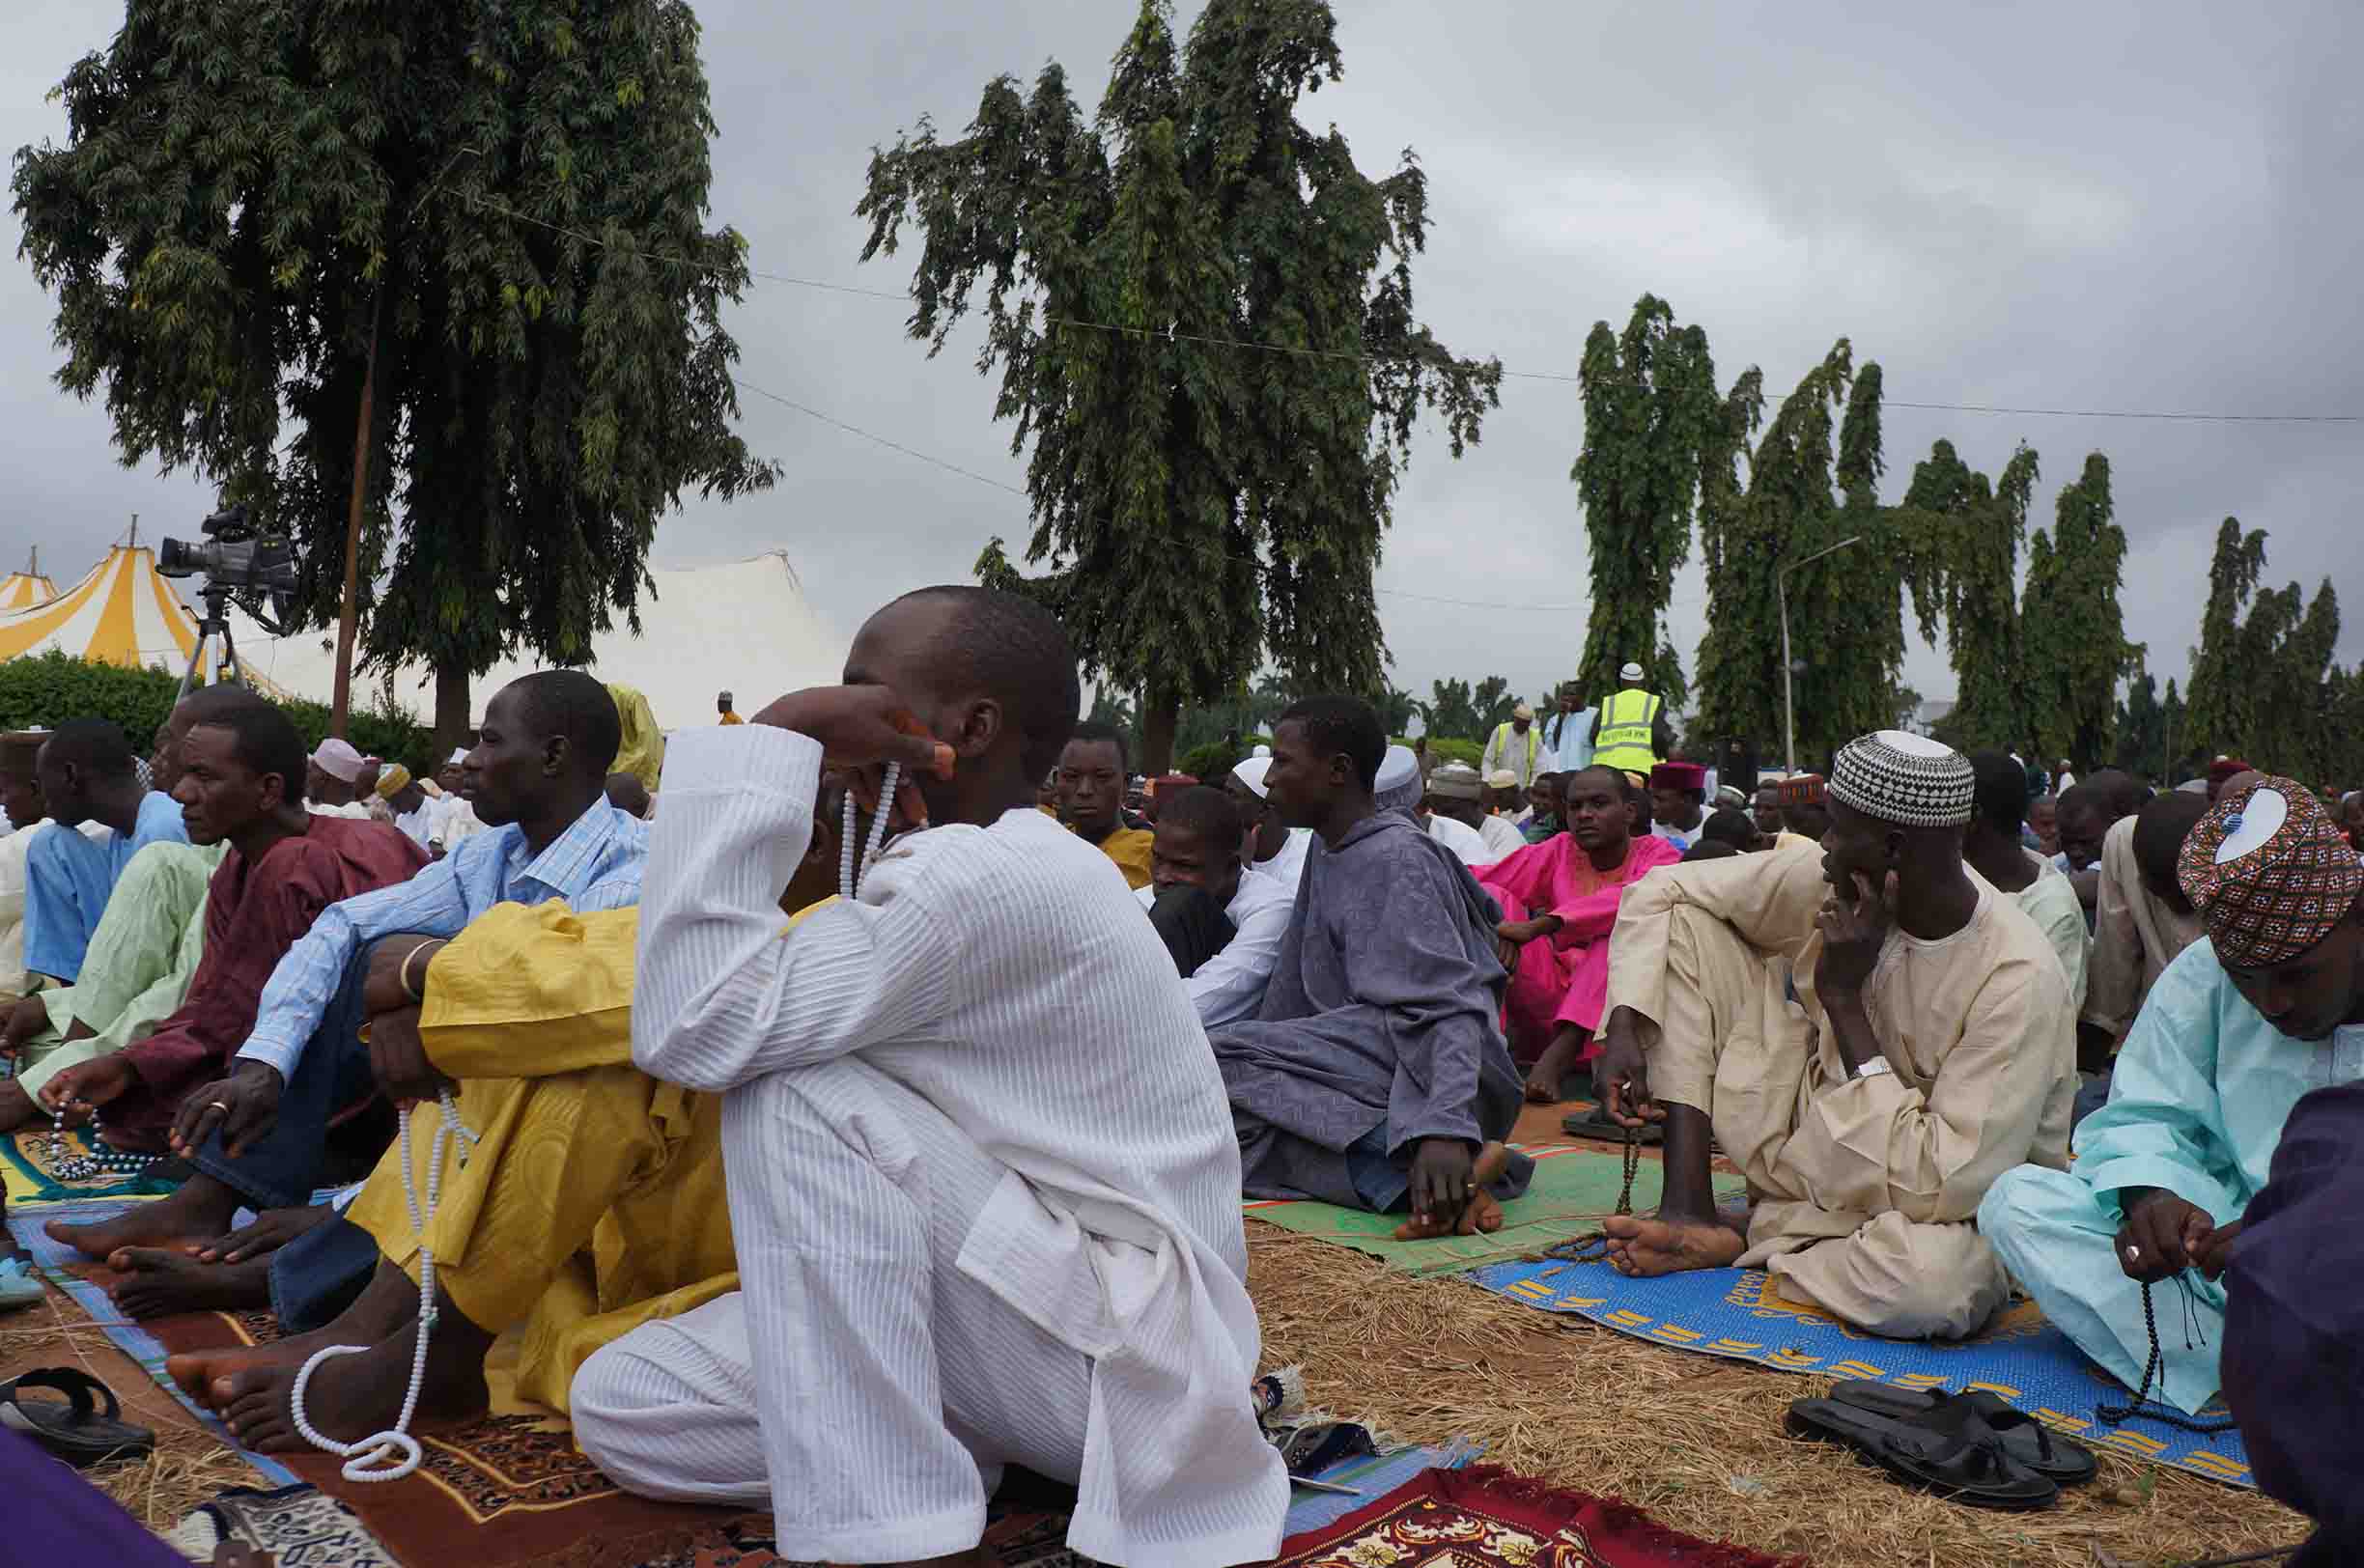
[[2012, 850, 2091, 1015], [574, 726, 1287, 1568]]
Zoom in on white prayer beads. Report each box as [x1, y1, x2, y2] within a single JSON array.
[[840, 761, 901, 900]]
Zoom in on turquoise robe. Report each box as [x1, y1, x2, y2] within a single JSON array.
[[1979, 939, 2364, 1413]]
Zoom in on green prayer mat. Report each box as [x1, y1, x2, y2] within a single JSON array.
[[1245, 1143, 1746, 1277]]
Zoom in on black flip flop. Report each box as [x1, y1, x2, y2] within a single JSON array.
[[1561, 1112, 1662, 1145], [0, 1368, 156, 1467], [1786, 1397, 2057, 1511], [1826, 1382, 2098, 1486]]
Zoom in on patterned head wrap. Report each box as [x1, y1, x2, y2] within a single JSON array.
[[2179, 777, 2363, 968], [374, 763, 412, 800], [1827, 731, 1975, 828]]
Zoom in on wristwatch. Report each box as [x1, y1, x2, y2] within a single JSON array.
[[1852, 1056, 1894, 1081]]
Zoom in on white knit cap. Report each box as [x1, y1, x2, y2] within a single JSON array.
[[1231, 756, 1272, 798], [1374, 745, 1421, 812], [1618, 661, 1645, 681], [447, 747, 469, 768], [1827, 730, 1976, 828], [310, 738, 366, 784]]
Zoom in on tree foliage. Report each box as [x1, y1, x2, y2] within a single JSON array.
[[2166, 519, 2349, 778], [2181, 518, 2268, 753], [0, 652, 428, 768], [863, 0, 1501, 772], [1899, 439, 2039, 751], [2020, 455, 2138, 767], [2112, 671, 2167, 780], [1570, 294, 1723, 709], [13, 0, 774, 741]]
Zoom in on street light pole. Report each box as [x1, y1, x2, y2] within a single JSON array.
[[1777, 535, 1863, 775]]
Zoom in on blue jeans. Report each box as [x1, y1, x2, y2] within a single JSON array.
[[189, 947, 377, 1212], [267, 1213, 379, 1333]]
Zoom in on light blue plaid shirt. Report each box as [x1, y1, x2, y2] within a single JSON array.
[[236, 799, 649, 1081]]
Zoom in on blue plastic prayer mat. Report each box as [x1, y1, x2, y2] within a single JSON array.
[[5, 1199, 302, 1487], [1284, 1439, 1482, 1534], [1467, 1252, 2254, 1488]]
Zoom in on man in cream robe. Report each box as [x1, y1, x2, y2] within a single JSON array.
[[2078, 792, 2209, 1073], [572, 587, 1286, 1568], [1595, 731, 2077, 1340]]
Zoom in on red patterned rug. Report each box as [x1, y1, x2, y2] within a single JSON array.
[[1273, 1466, 1804, 1568]]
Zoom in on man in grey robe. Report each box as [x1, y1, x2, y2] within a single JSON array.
[[1210, 697, 1534, 1238]]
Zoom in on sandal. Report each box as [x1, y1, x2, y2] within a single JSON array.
[[1786, 1397, 2056, 1510], [1826, 1382, 2098, 1486], [0, 1368, 156, 1467], [0, 1255, 43, 1313], [1561, 1112, 1662, 1145]]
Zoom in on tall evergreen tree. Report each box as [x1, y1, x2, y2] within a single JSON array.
[[2181, 518, 2268, 756], [861, 0, 1501, 772], [2020, 454, 2137, 768], [1899, 439, 2039, 751], [1569, 294, 1722, 709], [2113, 671, 2166, 780], [14, 0, 774, 742]]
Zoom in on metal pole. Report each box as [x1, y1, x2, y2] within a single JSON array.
[[330, 293, 383, 740], [1780, 575, 1796, 775], [1774, 535, 1863, 777]]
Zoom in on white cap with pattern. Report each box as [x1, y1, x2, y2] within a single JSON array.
[[1827, 730, 1975, 828]]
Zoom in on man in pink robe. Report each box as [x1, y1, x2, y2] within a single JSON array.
[[1475, 766, 1680, 1102]]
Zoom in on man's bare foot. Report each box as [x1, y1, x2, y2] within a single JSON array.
[[46, 1173, 242, 1259], [1390, 1142, 1514, 1240], [170, 1256, 418, 1404], [106, 1247, 271, 1320], [1601, 1211, 1747, 1275], [213, 1311, 490, 1453]]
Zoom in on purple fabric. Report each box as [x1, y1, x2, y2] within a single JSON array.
[[2223, 1078, 2364, 1563], [0, 1422, 191, 1566]]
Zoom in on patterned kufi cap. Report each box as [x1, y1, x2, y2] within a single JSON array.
[[1428, 763, 1484, 801], [374, 763, 412, 799], [1776, 772, 1824, 807], [1827, 731, 1975, 828], [2179, 777, 2363, 968], [1374, 745, 1422, 812]]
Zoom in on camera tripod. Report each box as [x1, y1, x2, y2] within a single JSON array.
[[175, 583, 247, 703]]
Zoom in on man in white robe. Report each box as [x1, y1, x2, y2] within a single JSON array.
[[2077, 792, 2209, 1073], [1593, 732, 2077, 1340], [571, 587, 1287, 1568]]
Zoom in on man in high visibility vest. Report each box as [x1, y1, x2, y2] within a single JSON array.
[[1590, 662, 1674, 776], [1481, 705, 1543, 790]]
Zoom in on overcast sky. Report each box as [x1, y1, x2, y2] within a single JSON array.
[[4, 0, 2358, 721]]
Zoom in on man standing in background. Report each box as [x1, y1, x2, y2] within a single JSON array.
[[1543, 683, 1593, 775], [1482, 704, 1542, 791]]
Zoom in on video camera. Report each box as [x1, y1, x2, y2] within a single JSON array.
[[158, 504, 297, 632]]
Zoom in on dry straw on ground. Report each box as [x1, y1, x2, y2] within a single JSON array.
[[1246, 1225, 2306, 1568]]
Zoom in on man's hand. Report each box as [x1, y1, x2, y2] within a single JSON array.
[[1407, 1138, 1477, 1230], [752, 686, 956, 829], [2191, 1218, 2245, 1280], [363, 937, 446, 1017], [170, 1060, 285, 1160], [1815, 871, 1896, 995], [1, 994, 49, 1058], [2114, 1190, 2214, 1282], [367, 1006, 453, 1106], [38, 1053, 137, 1114], [1593, 1007, 1662, 1128]]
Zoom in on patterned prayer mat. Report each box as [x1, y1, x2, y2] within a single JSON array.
[[0, 1125, 177, 1207], [1271, 1464, 1801, 1568], [1469, 1252, 2256, 1489], [1247, 1142, 1745, 1276]]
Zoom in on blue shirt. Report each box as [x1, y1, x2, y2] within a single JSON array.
[[22, 791, 191, 981], [236, 799, 648, 1079]]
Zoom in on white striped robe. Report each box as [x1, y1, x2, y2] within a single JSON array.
[[576, 725, 1287, 1567]]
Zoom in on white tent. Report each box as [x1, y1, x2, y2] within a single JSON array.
[[223, 550, 849, 730]]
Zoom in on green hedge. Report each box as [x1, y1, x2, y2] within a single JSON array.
[[1406, 736, 1482, 769], [0, 651, 432, 770]]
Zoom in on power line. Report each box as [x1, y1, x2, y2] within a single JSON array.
[[465, 193, 2362, 426], [732, 369, 1685, 617]]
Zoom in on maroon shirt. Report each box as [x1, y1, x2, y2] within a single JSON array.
[[109, 816, 428, 1148]]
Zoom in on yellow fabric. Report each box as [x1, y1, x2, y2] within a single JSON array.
[[348, 902, 732, 1414], [718, 711, 745, 725], [605, 683, 666, 792], [1085, 824, 1156, 890], [1592, 688, 1662, 773]]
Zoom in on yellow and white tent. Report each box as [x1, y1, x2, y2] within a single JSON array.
[[0, 546, 204, 672], [0, 571, 56, 610]]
